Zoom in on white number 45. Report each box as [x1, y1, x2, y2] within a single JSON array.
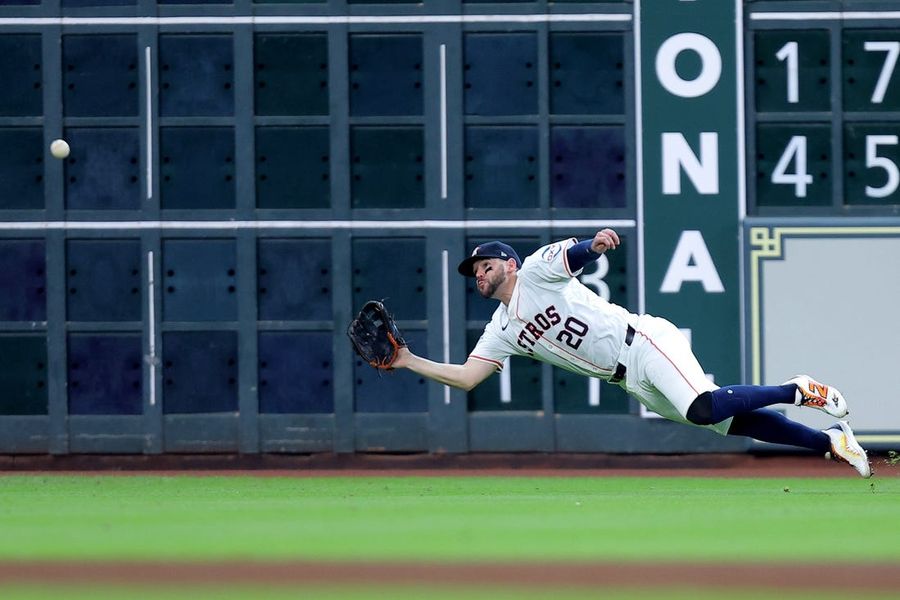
[[770, 135, 899, 199]]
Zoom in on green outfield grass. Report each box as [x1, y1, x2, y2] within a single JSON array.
[[1, 585, 898, 600], [0, 474, 897, 562]]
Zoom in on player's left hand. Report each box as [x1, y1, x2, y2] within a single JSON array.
[[347, 300, 407, 370], [591, 228, 620, 254]]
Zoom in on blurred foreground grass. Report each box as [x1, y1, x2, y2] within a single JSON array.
[[0, 474, 897, 562]]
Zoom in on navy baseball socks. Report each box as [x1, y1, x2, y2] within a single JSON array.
[[686, 376, 849, 425], [685, 385, 831, 452], [684, 380, 872, 476], [686, 384, 796, 425], [727, 408, 830, 454], [729, 411, 871, 477]]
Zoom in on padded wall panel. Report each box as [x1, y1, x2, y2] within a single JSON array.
[[0, 420, 49, 453], [161, 127, 235, 209], [353, 330, 427, 412], [0, 35, 42, 116], [63, 0, 135, 5], [258, 332, 332, 413], [349, 34, 423, 116], [258, 415, 333, 453], [66, 239, 141, 322], [159, 0, 228, 4], [465, 330, 542, 411], [756, 123, 832, 207], [159, 34, 234, 117], [64, 128, 141, 210], [464, 126, 539, 208], [254, 34, 328, 116], [163, 239, 237, 321], [351, 238, 425, 319], [67, 334, 142, 415], [350, 127, 424, 208], [464, 33, 538, 116], [550, 32, 624, 115], [551, 126, 626, 209], [255, 127, 330, 209], [163, 414, 238, 452], [354, 414, 427, 451], [554, 372, 629, 414], [67, 417, 146, 454], [63, 34, 139, 117], [754, 30, 830, 113], [0, 335, 47, 415], [258, 238, 331, 321], [163, 331, 238, 414], [0, 128, 43, 209], [0, 239, 46, 322], [464, 236, 539, 322]]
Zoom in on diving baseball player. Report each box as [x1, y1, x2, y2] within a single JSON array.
[[392, 230, 872, 477]]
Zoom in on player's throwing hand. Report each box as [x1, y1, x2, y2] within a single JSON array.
[[590, 228, 620, 254]]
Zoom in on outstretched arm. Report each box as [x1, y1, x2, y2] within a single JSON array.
[[566, 228, 621, 273], [392, 347, 498, 392]]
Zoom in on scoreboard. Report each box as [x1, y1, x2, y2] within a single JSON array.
[[750, 9, 900, 210]]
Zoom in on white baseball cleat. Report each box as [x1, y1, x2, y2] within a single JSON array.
[[785, 375, 849, 418], [823, 421, 872, 478]]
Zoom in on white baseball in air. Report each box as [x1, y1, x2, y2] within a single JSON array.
[[50, 139, 70, 159]]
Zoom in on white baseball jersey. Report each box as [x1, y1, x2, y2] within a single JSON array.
[[470, 238, 634, 379], [469, 238, 727, 434]]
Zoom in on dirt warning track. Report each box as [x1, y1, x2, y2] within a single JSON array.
[[0, 561, 898, 592]]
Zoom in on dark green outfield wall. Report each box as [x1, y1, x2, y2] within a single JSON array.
[[0, 0, 896, 454]]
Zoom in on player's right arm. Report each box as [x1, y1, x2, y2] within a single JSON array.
[[393, 347, 497, 392], [565, 228, 620, 273]]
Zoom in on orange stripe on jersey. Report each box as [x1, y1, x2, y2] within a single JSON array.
[[562, 245, 573, 277], [469, 354, 504, 371], [513, 286, 523, 322], [562, 237, 577, 277]]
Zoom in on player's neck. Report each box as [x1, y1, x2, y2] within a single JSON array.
[[495, 273, 517, 306]]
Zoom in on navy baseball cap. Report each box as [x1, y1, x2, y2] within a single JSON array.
[[457, 241, 522, 277]]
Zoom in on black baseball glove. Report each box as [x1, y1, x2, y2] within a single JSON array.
[[347, 300, 407, 370]]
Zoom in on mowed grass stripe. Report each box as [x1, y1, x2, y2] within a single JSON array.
[[0, 475, 897, 562], [2, 585, 899, 600]]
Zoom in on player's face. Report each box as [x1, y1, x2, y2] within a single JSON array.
[[473, 258, 508, 299]]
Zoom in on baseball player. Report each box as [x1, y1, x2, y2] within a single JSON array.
[[392, 229, 872, 477]]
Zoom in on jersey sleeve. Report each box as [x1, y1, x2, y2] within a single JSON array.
[[521, 238, 582, 284], [468, 321, 513, 372]]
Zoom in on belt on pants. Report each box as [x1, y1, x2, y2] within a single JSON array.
[[608, 325, 635, 384]]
